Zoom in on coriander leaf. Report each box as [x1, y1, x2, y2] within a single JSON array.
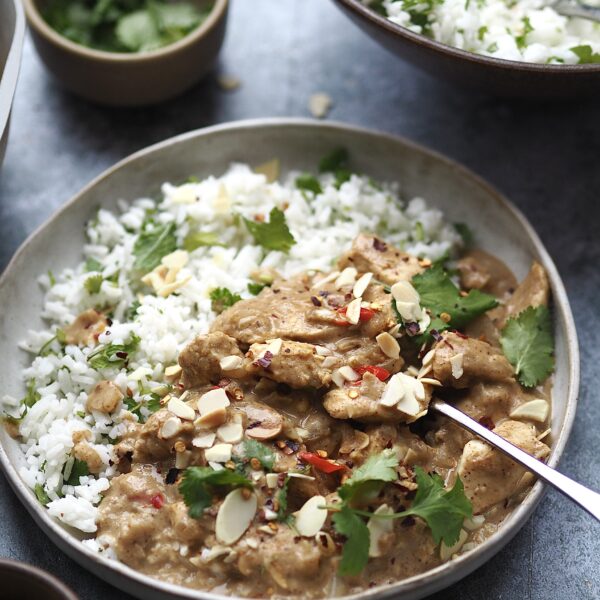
[[183, 231, 222, 251], [500, 305, 554, 387], [84, 257, 103, 272], [243, 207, 296, 252], [401, 467, 472, 546], [88, 333, 141, 370], [276, 475, 290, 521], [22, 379, 41, 408], [242, 439, 275, 471], [116, 9, 162, 52], [146, 393, 162, 414], [84, 274, 103, 294], [209, 287, 242, 314], [65, 458, 89, 486], [126, 300, 141, 321], [296, 174, 323, 195], [152, 2, 202, 31], [332, 505, 370, 576], [570, 44, 600, 64], [319, 148, 349, 173], [179, 466, 253, 518], [247, 282, 268, 295], [411, 265, 498, 339], [414, 221, 425, 242], [515, 16, 533, 49], [133, 222, 177, 272], [34, 483, 51, 506], [338, 449, 399, 502], [454, 222, 474, 248]]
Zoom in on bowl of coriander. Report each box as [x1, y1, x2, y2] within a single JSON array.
[[23, 0, 228, 106]]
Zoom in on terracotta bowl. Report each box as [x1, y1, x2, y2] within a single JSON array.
[[23, 0, 228, 107], [333, 0, 600, 98], [0, 559, 78, 600]]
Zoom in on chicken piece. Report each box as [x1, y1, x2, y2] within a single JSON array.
[[337, 233, 423, 285], [86, 380, 124, 413], [457, 249, 517, 301], [64, 309, 107, 346], [432, 332, 513, 389], [246, 340, 335, 389], [504, 261, 550, 323], [72, 440, 104, 474], [458, 419, 550, 514], [179, 332, 244, 388], [235, 526, 331, 593]]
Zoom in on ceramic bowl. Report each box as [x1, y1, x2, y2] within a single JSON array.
[[0, 119, 579, 600], [0, 559, 78, 600], [0, 0, 25, 166], [333, 0, 600, 98], [23, 0, 228, 107]]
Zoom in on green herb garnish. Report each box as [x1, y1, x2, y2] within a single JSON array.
[[84, 257, 103, 272], [500, 305, 554, 387], [23, 379, 41, 409], [515, 16, 533, 49], [88, 333, 141, 370], [183, 231, 223, 252], [454, 222, 474, 248], [295, 174, 323, 196], [244, 207, 296, 253], [570, 44, 600, 64], [84, 274, 103, 294], [34, 483, 51, 506], [209, 287, 242, 314], [133, 221, 177, 272], [247, 282, 268, 295], [242, 439, 275, 471], [65, 459, 89, 486]]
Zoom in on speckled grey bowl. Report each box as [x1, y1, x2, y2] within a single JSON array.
[[0, 0, 25, 166], [0, 559, 78, 600], [0, 119, 579, 600]]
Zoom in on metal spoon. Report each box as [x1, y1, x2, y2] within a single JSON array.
[[431, 399, 600, 521], [552, 0, 600, 23]]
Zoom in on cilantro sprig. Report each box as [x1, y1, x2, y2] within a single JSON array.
[[209, 287, 242, 314], [244, 207, 296, 253], [88, 334, 141, 370], [241, 439, 275, 471], [500, 305, 554, 387], [133, 221, 177, 272], [179, 467, 253, 518]]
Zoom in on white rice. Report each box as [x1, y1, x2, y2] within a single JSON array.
[[2, 162, 463, 536], [366, 0, 600, 64]]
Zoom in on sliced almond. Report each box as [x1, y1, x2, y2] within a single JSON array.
[[440, 529, 468, 561], [463, 515, 485, 531], [160, 416, 182, 439], [395, 300, 421, 322], [217, 422, 244, 444], [168, 397, 196, 421], [367, 504, 394, 557], [197, 388, 230, 415], [331, 369, 345, 387], [265, 338, 283, 356], [157, 275, 192, 298], [315, 346, 332, 356], [422, 348, 436, 367], [128, 367, 153, 381], [322, 356, 339, 369], [313, 270, 340, 288], [254, 159, 280, 183], [353, 272, 373, 298], [338, 366, 360, 382], [170, 185, 197, 205], [380, 374, 406, 407], [345, 298, 362, 325], [194, 408, 227, 429], [162, 250, 189, 270], [216, 488, 257, 545], [205, 443, 233, 463], [418, 377, 442, 386], [391, 280, 420, 304], [164, 364, 182, 380], [509, 399, 549, 423], [334, 267, 357, 289], [219, 355, 244, 371], [450, 353, 465, 380], [192, 432, 216, 449], [288, 472, 316, 481], [294, 495, 327, 537], [376, 332, 400, 359], [265, 473, 279, 489]]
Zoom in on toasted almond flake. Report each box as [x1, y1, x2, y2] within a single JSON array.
[[208, 461, 224, 471], [170, 185, 197, 205], [322, 356, 339, 369], [406, 365, 419, 377], [168, 397, 196, 421], [265, 338, 283, 356], [308, 92, 333, 119], [205, 443, 233, 463], [313, 270, 340, 288], [450, 353, 465, 379], [216, 489, 257, 545], [157, 275, 192, 298], [245, 538, 259, 549], [391, 280, 420, 304], [164, 364, 182, 380], [509, 399, 549, 423], [315, 346, 332, 356], [422, 349, 436, 367], [334, 267, 358, 289], [413, 378, 426, 401], [162, 250, 189, 270], [288, 472, 316, 481], [380, 374, 406, 407], [338, 366, 360, 382], [265, 473, 279, 489], [463, 515, 485, 530], [219, 355, 244, 371], [295, 495, 328, 537], [367, 504, 394, 557], [197, 388, 230, 415], [417, 364, 433, 378], [217, 422, 244, 444], [461, 542, 477, 553], [353, 272, 373, 298], [192, 432, 216, 448], [257, 525, 276, 536], [160, 416, 182, 439], [396, 392, 420, 416], [536, 428, 552, 441], [440, 529, 468, 561], [254, 159, 280, 183], [345, 298, 362, 325], [200, 545, 233, 563], [194, 408, 227, 429], [376, 332, 401, 359], [418, 377, 442, 386], [395, 300, 421, 322], [128, 367, 153, 381], [331, 369, 345, 387]]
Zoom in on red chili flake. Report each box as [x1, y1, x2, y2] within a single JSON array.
[[310, 296, 322, 307], [373, 238, 387, 252], [356, 365, 391, 381], [254, 350, 274, 369], [298, 451, 346, 474], [150, 493, 165, 509]]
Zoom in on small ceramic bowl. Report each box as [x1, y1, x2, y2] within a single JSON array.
[[0, 559, 78, 600], [23, 0, 228, 107], [0, 0, 25, 167], [333, 0, 600, 98]]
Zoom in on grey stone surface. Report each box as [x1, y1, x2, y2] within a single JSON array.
[[0, 1, 599, 599]]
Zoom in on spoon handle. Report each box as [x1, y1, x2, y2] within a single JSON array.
[[431, 399, 600, 521]]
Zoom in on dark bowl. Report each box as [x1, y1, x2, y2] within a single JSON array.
[[333, 0, 600, 98], [0, 559, 78, 600]]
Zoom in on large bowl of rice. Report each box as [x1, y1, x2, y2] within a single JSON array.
[[333, 0, 600, 97]]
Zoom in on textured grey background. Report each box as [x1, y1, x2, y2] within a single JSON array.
[[1, 1, 599, 599]]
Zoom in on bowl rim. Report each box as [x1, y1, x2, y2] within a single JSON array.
[[0, 0, 26, 138], [0, 118, 580, 600], [335, 0, 600, 73], [0, 558, 78, 600], [22, 0, 228, 63]]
